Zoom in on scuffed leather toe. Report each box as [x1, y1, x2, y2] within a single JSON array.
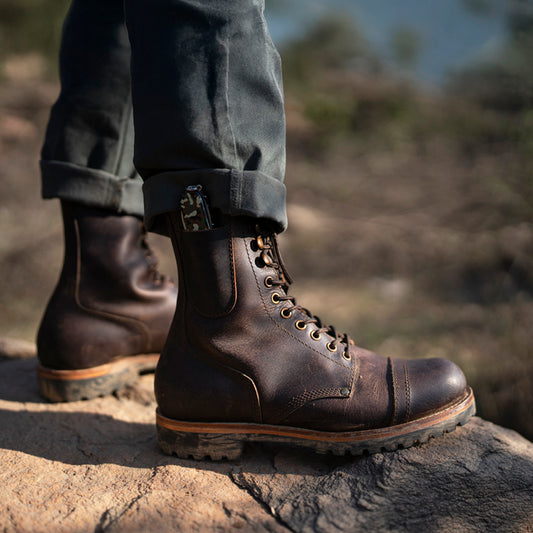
[[400, 357, 468, 422]]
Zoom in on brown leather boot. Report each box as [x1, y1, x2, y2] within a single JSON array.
[[37, 201, 177, 402], [155, 213, 475, 460]]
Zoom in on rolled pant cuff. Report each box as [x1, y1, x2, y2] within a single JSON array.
[[143, 169, 287, 236], [40, 160, 144, 217]]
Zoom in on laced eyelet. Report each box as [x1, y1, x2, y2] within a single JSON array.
[[311, 330, 321, 341], [264, 276, 273, 288], [271, 293, 281, 304], [280, 307, 292, 319], [342, 349, 351, 361], [261, 251, 273, 267], [327, 341, 337, 352], [256, 236, 264, 249], [295, 320, 307, 331]]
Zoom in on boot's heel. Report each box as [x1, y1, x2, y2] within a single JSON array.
[[37, 365, 138, 402], [37, 354, 158, 402], [156, 416, 244, 461]]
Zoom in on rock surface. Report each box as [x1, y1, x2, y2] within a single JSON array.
[[0, 344, 532, 532], [0, 337, 36, 360]]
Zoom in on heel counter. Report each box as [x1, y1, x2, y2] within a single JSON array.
[[37, 290, 147, 370], [155, 343, 261, 424], [36, 286, 70, 368]]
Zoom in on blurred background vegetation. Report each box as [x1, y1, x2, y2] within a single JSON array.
[[0, 0, 532, 439]]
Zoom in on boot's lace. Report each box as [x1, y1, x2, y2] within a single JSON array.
[[141, 229, 166, 284], [252, 226, 353, 360]]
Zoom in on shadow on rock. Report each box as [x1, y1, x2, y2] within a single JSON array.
[[0, 357, 56, 403], [1, 357, 533, 533]]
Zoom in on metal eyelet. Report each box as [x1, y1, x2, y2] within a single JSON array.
[[327, 341, 337, 352], [342, 349, 351, 361], [271, 293, 281, 304], [311, 330, 321, 341], [264, 276, 273, 288], [295, 320, 307, 331], [256, 236, 264, 249], [280, 307, 292, 319]]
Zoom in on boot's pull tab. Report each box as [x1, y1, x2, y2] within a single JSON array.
[[179, 185, 214, 231]]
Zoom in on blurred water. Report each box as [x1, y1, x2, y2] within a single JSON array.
[[266, 0, 507, 85]]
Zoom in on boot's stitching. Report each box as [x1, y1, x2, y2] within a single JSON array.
[[291, 388, 342, 406], [189, 350, 263, 424], [168, 219, 262, 423], [244, 233, 348, 369], [390, 357, 399, 426], [233, 366, 262, 423], [275, 387, 343, 423], [226, 224, 237, 315], [348, 345, 358, 399], [187, 225, 237, 318], [73, 220, 152, 347], [404, 360, 411, 423], [244, 224, 360, 421]]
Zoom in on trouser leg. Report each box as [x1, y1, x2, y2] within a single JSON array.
[[41, 0, 143, 216], [123, 0, 287, 234]]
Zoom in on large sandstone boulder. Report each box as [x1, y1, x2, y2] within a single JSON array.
[[0, 341, 531, 532]]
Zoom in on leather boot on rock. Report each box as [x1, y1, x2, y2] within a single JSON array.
[[37, 201, 177, 402], [155, 210, 475, 460]]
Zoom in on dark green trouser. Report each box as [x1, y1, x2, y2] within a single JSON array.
[[41, 0, 287, 234]]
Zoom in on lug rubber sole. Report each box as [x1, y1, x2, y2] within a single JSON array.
[[37, 354, 159, 402], [156, 388, 475, 460]]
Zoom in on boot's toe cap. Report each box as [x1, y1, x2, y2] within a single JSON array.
[[402, 357, 469, 421]]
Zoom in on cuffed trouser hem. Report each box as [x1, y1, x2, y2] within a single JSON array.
[[143, 169, 287, 236], [40, 160, 144, 217]]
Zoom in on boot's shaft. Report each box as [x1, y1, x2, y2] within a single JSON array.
[[59, 201, 166, 303], [37, 201, 176, 371], [158, 209, 469, 436], [158, 214, 376, 428]]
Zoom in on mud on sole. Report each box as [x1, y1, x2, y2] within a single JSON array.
[[156, 388, 476, 460], [37, 354, 159, 402]]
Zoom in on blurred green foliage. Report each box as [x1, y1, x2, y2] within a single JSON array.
[[390, 26, 423, 71], [281, 13, 381, 90], [450, 8, 533, 112], [279, 12, 533, 215], [0, 0, 69, 76]]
